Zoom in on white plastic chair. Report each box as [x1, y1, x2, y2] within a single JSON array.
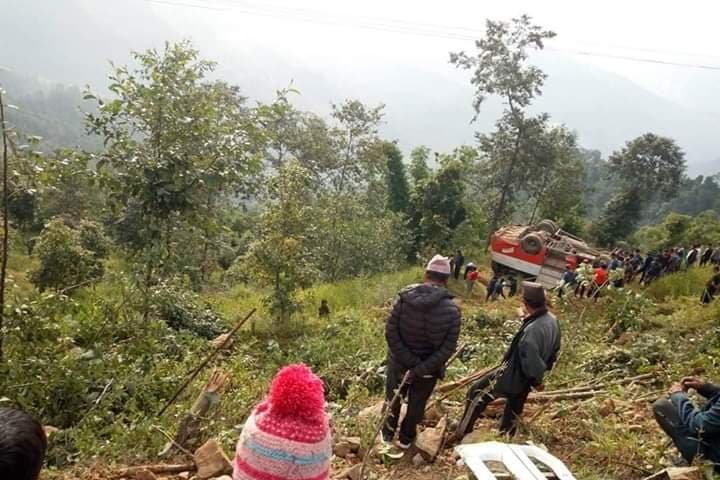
[[455, 441, 576, 480]]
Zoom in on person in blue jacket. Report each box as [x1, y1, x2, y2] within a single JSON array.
[[653, 377, 720, 467]]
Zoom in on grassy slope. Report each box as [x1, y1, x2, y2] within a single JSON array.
[[47, 264, 720, 479]]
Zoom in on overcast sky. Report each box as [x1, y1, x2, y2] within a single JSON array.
[[148, 0, 720, 105]]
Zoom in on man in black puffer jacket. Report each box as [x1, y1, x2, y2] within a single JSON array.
[[382, 255, 461, 449]]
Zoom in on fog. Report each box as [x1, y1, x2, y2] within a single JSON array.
[[1, 0, 719, 173]]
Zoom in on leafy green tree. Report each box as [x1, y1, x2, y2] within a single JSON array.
[[409, 146, 432, 187], [608, 133, 686, 201], [593, 133, 686, 245], [411, 160, 467, 253], [85, 41, 263, 290], [29, 218, 103, 292], [451, 15, 556, 237], [318, 100, 386, 280], [383, 141, 410, 213], [590, 189, 643, 247], [527, 126, 587, 230], [243, 160, 318, 324]]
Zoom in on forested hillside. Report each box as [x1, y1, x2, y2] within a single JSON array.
[[0, 13, 719, 480]]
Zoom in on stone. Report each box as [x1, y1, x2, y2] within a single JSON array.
[[333, 436, 362, 458], [133, 470, 157, 480], [358, 401, 384, 421], [460, 430, 487, 445], [358, 401, 406, 423], [334, 464, 362, 480], [598, 398, 615, 417], [412, 453, 425, 466], [194, 439, 233, 480], [333, 441, 353, 458], [642, 467, 701, 480], [415, 416, 447, 462]]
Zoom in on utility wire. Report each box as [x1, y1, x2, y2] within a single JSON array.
[[146, 0, 720, 71]]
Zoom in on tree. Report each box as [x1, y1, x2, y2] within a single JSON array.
[[409, 146, 432, 187], [451, 15, 556, 238], [590, 189, 643, 247], [410, 160, 467, 253], [526, 126, 586, 229], [592, 133, 686, 245], [318, 100, 385, 280], [85, 41, 263, 292], [383, 142, 410, 214], [29, 218, 103, 292], [243, 161, 318, 324], [608, 133, 686, 201]]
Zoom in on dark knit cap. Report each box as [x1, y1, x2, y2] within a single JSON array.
[[522, 281, 545, 304]]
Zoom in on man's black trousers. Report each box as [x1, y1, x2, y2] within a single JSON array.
[[382, 364, 437, 445], [460, 371, 530, 436]]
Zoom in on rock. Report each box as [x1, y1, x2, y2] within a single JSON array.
[[334, 464, 362, 480], [423, 403, 444, 425], [133, 470, 157, 480], [194, 439, 233, 480], [333, 441, 353, 458], [460, 430, 487, 445], [412, 453, 426, 466], [643, 467, 701, 480], [358, 401, 384, 421], [333, 436, 362, 458], [358, 401, 406, 423], [598, 398, 615, 417], [178, 473, 191, 480], [415, 416, 447, 462]]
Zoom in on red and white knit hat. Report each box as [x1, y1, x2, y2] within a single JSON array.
[[233, 364, 331, 480], [426, 254, 451, 275]]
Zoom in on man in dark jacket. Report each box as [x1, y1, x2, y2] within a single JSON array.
[[653, 377, 720, 467], [454, 282, 560, 438], [453, 250, 464, 280], [382, 255, 461, 449]]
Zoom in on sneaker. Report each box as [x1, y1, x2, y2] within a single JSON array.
[[378, 441, 404, 459], [397, 440, 412, 450]]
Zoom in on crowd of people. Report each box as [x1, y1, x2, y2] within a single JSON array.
[[555, 244, 720, 304], [3, 249, 720, 479]]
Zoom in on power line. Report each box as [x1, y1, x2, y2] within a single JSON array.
[[145, 0, 720, 71]]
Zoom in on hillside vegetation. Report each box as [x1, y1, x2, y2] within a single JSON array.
[[0, 13, 719, 480]]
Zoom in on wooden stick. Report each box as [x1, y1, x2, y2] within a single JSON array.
[[446, 342, 468, 368], [112, 463, 195, 478], [359, 372, 410, 480], [152, 425, 193, 457], [0, 88, 8, 363], [157, 308, 256, 416]]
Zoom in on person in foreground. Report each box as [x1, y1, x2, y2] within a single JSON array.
[[653, 377, 720, 468], [0, 407, 47, 480], [233, 364, 331, 480], [382, 254, 461, 451], [455, 282, 561, 439]]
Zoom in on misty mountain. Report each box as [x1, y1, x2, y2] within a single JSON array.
[[1, 0, 717, 174]]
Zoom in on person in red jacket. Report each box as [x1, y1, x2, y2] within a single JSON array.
[[589, 263, 608, 299]]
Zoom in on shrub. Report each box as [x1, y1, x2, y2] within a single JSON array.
[[78, 219, 111, 259], [150, 283, 226, 339], [29, 218, 103, 292]]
